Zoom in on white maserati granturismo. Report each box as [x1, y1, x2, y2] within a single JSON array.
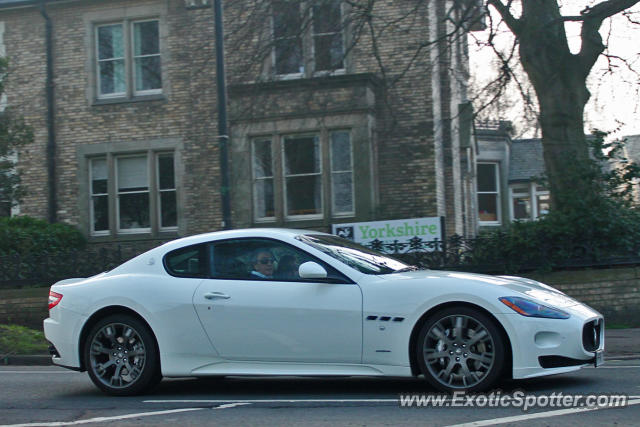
[[44, 228, 604, 395]]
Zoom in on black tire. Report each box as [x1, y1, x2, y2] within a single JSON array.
[[416, 306, 505, 392], [84, 314, 161, 396]]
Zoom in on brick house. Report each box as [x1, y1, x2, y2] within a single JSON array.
[[0, 0, 482, 253]]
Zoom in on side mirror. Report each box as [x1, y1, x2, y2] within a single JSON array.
[[298, 261, 328, 279]]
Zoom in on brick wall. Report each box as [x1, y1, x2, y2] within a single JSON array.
[[2, 0, 223, 249], [524, 267, 640, 326], [0, 287, 49, 330], [2, 267, 639, 331]]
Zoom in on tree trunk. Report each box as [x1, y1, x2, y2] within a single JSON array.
[[516, 1, 596, 212], [535, 78, 597, 211]]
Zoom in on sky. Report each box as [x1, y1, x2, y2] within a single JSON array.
[[468, 1, 640, 139]]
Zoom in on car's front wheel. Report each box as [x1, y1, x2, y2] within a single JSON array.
[[84, 314, 161, 396], [416, 306, 505, 392]]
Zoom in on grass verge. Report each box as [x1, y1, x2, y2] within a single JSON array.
[[0, 324, 49, 355]]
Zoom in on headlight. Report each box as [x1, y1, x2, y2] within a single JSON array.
[[499, 296, 570, 319]]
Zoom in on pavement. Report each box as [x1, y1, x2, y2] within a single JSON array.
[[3, 328, 639, 366]]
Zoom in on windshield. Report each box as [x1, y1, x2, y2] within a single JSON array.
[[297, 234, 413, 275]]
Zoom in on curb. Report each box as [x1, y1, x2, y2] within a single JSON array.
[[605, 354, 640, 360], [2, 355, 52, 366]]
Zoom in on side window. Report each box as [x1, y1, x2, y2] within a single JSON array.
[[210, 238, 350, 283], [164, 243, 208, 278]]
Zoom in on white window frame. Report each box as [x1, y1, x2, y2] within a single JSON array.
[[509, 183, 531, 222], [89, 157, 109, 236], [95, 18, 162, 100], [131, 19, 163, 97], [95, 23, 127, 99], [282, 133, 324, 220], [509, 182, 550, 221], [251, 138, 276, 222], [271, 0, 346, 78], [477, 162, 501, 226], [533, 185, 550, 219], [311, 0, 346, 75], [115, 154, 151, 234], [156, 153, 178, 231], [329, 130, 354, 217], [271, 0, 305, 79]]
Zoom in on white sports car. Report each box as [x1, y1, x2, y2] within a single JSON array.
[[44, 228, 604, 395]]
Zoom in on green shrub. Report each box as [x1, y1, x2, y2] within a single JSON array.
[[0, 216, 85, 256], [0, 324, 49, 355]]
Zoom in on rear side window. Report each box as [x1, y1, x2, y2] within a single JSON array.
[[164, 243, 208, 278]]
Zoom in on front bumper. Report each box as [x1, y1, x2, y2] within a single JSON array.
[[495, 303, 604, 380]]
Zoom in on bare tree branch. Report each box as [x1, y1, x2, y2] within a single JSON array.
[[487, 0, 522, 35], [578, 0, 640, 74]]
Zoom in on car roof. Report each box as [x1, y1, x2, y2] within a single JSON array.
[[157, 228, 331, 252]]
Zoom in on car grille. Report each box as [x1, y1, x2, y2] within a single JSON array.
[[582, 319, 602, 352]]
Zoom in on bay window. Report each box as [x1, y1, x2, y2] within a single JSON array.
[[252, 139, 276, 220], [284, 135, 322, 217], [509, 183, 550, 221], [330, 131, 354, 215], [510, 184, 531, 221], [252, 130, 354, 222]]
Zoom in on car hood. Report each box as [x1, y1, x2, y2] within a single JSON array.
[[379, 270, 580, 308]]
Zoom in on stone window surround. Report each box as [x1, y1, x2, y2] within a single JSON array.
[[251, 129, 355, 222], [77, 138, 184, 241], [231, 113, 375, 229], [82, 2, 170, 106], [267, 0, 351, 80]]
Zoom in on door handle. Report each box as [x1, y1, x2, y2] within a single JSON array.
[[204, 292, 231, 300]]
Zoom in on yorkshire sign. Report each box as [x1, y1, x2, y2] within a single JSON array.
[[332, 217, 443, 253]]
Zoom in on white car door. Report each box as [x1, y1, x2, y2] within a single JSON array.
[[192, 238, 363, 363]]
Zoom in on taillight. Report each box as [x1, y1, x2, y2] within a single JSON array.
[[48, 291, 63, 310]]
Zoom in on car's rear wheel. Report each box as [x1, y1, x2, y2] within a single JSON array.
[[416, 306, 505, 392], [84, 314, 161, 396]]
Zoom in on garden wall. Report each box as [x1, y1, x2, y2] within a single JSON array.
[[0, 266, 638, 331]]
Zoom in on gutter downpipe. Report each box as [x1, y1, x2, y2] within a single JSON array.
[[213, 0, 232, 230], [40, 0, 57, 223]]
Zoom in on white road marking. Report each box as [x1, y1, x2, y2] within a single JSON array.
[[146, 398, 399, 404], [443, 398, 640, 427], [0, 408, 204, 427], [146, 396, 640, 404], [214, 403, 252, 410], [588, 366, 640, 368], [0, 403, 250, 427]]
